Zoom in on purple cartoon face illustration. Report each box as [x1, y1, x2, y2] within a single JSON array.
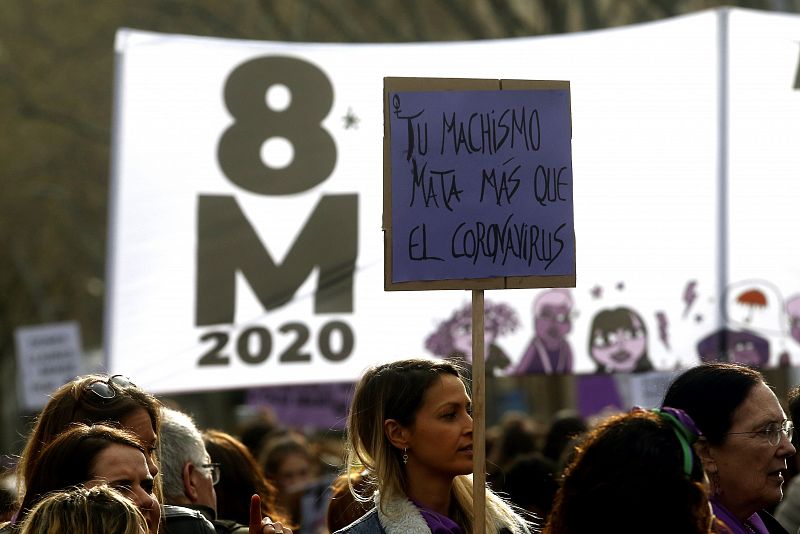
[[450, 318, 496, 362], [728, 339, 763, 366], [696, 328, 770, 367], [792, 318, 800, 346], [588, 307, 650, 373], [787, 295, 800, 345], [535, 303, 572, 349], [425, 301, 519, 373]]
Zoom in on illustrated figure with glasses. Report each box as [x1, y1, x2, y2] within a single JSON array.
[[4, 424, 160, 534], [515, 289, 575, 375], [159, 407, 292, 534], [663, 362, 796, 534]]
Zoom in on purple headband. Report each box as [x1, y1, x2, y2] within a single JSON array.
[[659, 406, 702, 439]]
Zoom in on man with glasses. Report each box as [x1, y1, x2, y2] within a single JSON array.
[[159, 407, 247, 534]]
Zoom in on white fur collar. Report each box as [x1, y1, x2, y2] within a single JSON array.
[[373, 491, 432, 534]]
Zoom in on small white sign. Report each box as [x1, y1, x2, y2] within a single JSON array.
[[15, 322, 83, 411]]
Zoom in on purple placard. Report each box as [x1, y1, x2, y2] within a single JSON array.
[[389, 89, 574, 283], [246, 382, 354, 430]]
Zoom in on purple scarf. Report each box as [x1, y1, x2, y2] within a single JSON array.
[[712, 499, 769, 534], [412, 500, 464, 534]]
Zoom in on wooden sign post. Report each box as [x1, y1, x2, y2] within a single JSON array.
[[471, 289, 486, 530], [383, 77, 575, 534]]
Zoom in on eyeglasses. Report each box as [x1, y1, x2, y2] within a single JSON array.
[[200, 463, 221, 485], [727, 420, 794, 446], [83, 375, 136, 404]]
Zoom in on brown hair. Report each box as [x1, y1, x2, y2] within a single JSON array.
[[202, 429, 293, 528], [18, 485, 147, 534], [17, 375, 162, 507], [544, 410, 712, 534], [345, 358, 530, 534], [18, 424, 146, 525]]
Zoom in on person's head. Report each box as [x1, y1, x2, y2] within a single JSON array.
[[544, 408, 712, 534], [487, 412, 538, 473], [542, 410, 587, 464], [588, 307, 650, 373], [345, 358, 472, 504], [788, 386, 800, 445], [533, 289, 573, 348], [19, 374, 162, 490], [326, 470, 371, 533], [663, 363, 796, 520], [18, 484, 148, 534], [158, 407, 217, 512], [502, 453, 558, 520], [18, 423, 159, 533], [202, 429, 290, 528], [261, 432, 316, 495]]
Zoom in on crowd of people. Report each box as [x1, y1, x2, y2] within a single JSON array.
[[0, 360, 799, 533]]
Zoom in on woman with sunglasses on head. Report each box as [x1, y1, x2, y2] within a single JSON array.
[[18, 374, 162, 490], [2, 424, 160, 533], [543, 407, 715, 534], [333, 358, 533, 534], [663, 362, 796, 534]]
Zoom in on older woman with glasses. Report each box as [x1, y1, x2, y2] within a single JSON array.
[[663, 363, 796, 534]]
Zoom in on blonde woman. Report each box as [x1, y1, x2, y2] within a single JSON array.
[[334, 358, 533, 534], [18, 485, 148, 534]]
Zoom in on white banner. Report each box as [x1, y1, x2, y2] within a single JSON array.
[[107, 8, 800, 394]]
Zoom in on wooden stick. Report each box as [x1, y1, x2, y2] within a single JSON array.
[[471, 289, 486, 534]]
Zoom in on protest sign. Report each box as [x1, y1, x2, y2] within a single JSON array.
[[15, 322, 82, 411], [384, 77, 575, 290]]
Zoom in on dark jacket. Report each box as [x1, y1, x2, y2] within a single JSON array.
[[162, 504, 217, 534], [182, 503, 248, 534]]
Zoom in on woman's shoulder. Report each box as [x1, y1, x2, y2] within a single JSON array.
[[332, 507, 382, 534]]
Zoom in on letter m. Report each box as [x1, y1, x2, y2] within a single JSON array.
[[195, 194, 358, 326]]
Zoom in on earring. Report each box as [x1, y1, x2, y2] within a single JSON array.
[[403, 447, 408, 465]]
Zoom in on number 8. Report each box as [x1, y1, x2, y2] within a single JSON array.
[[218, 56, 336, 195]]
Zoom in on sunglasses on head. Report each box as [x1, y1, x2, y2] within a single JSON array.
[[83, 375, 136, 404]]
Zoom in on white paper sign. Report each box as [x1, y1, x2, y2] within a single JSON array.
[[15, 322, 83, 411]]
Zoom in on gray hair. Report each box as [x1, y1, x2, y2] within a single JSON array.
[[159, 407, 209, 502]]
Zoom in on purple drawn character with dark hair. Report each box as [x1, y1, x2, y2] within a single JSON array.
[[696, 327, 770, 367], [787, 294, 800, 345], [425, 300, 519, 376], [588, 306, 652, 373], [515, 289, 574, 374]]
